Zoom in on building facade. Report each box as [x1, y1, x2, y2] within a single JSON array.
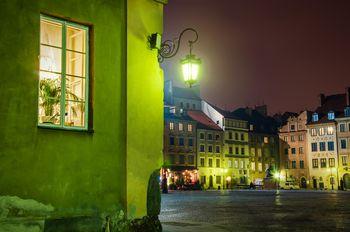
[[336, 107, 350, 190], [163, 109, 198, 188], [0, 0, 165, 227], [279, 111, 310, 188], [188, 111, 224, 189]]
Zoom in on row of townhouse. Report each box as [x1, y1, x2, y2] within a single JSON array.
[[163, 83, 280, 189], [279, 89, 350, 190]]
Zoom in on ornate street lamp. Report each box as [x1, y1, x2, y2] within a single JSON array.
[[150, 28, 201, 87]]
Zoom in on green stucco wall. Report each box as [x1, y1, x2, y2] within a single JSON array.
[[0, 0, 127, 217], [126, 0, 164, 218]]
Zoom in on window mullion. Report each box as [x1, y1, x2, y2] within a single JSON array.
[[60, 22, 67, 127]]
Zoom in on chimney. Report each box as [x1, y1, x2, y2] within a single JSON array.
[[346, 87, 350, 106], [255, 105, 267, 116], [319, 93, 326, 106]]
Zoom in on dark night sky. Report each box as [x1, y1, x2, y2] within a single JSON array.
[[162, 0, 350, 115]]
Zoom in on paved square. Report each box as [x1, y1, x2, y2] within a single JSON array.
[[160, 190, 350, 232]]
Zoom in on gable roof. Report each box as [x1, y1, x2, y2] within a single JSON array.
[[187, 110, 222, 131]]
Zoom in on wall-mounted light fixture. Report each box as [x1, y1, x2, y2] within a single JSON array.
[[150, 28, 201, 88]]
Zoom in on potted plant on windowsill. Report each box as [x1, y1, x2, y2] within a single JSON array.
[[39, 78, 83, 124]]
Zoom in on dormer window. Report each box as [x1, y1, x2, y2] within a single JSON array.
[[312, 113, 319, 122], [345, 107, 350, 117], [328, 111, 335, 120]]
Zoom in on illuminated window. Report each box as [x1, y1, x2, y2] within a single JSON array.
[[299, 135, 304, 141], [187, 124, 193, 132], [228, 160, 232, 168], [284, 136, 288, 142], [169, 122, 174, 130], [251, 162, 255, 171], [319, 128, 325, 136], [234, 160, 238, 168], [299, 147, 304, 154], [342, 156, 348, 166], [320, 158, 327, 168], [312, 113, 319, 122], [345, 107, 350, 117], [264, 137, 269, 143], [328, 111, 335, 120], [39, 15, 89, 129], [329, 158, 335, 167], [312, 159, 318, 168], [290, 136, 295, 142], [327, 127, 334, 135], [258, 163, 262, 172], [179, 123, 183, 131], [311, 128, 317, 136]]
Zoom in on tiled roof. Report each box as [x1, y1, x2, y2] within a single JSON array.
[[315, 94, 347, 114], [187, 110, 223, 131], [205, 101, 241, 120], [164, 112, 194, 122]]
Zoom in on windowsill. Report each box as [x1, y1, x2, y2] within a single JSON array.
[[38, 125, 94, 133]]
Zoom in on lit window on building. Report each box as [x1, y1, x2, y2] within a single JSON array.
[[311, 128, 317, 136], [327, 127, 334, 135], [312, 113, 319, 122], [319, 142, 326, 151], [228, 160, 232, 168], [216, 159, 220, 168], [199, 144, 205, 153], [299, 134, 304, 141], [300, 160, 304, 169], [264, 137, 269, 143], [342, 156, 348, 166], [187, 124, 193, 132], [312, 159, 318, 168], [200, 158, 205, 167], [320, 158, 327, 168], [345, 107, 350, 117], [341, 139, 347, 149], [234, 160, 239, 168], [311, 143, 318, 152], [215, 146, 220, 153], [291, 136, 295, 142], [39, 16, 89, 129], [329, 158, 335, 167], [284, 136, 288, 142], [251, 162, 255, 171], [328, 111, 335, 120], [208, 158, 213, 167], [258, 163, 262, 172], [179, 123, 183, 131], [319, 128, 325, 136], [240, 160, 244, 169], [257, 148, 262, 157], [169, 122, 174, 130], [208, 145, 213, 153], [251, 148, 255, 156], [328, 141, 335, 151], [299, 147, 304, 154]]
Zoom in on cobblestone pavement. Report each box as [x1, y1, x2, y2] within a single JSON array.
[[160, 190, 350, 232]]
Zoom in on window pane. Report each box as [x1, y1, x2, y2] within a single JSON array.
[[66, 51, 86, 77], [38, 77, 61, 125], [40, 45, 62, 73], [66, 26, 86, 52], [64, 100, 85, 127], [66, 76, 85, 101], [40, 19, 62, 47]]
